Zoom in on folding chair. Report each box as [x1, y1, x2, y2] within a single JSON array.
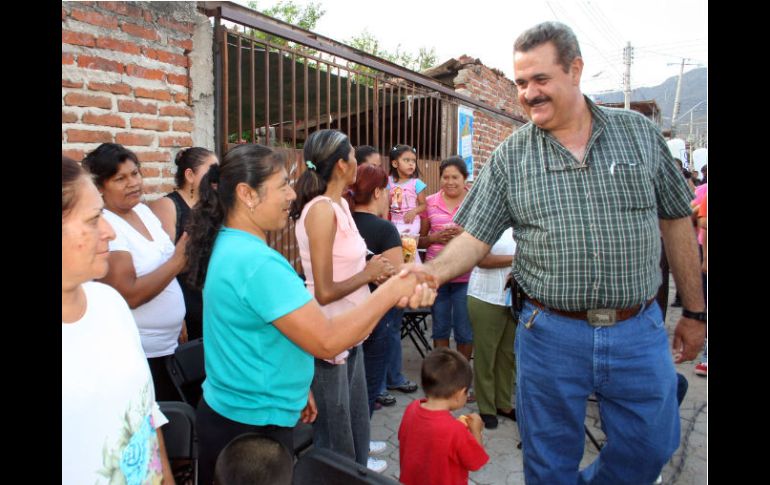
[[293, 448, 399, 485], [401, 308, 432, 358], [159, 401, 198, 485], [166, 338, 205, 406]]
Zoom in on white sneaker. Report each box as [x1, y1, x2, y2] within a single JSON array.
[[367, 457, 388, 473], [369, 440, 387, 455]]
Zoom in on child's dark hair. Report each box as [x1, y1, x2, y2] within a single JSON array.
[[388, 144, 420, 180], [174, 147, 216, 188], [439, 155, 468, 179], [214, 433, 293, 485], [421, 347, 472, 399], [185, 144, 285, 290], [290, 129, 352, 220], [355, 145, 379, 166]]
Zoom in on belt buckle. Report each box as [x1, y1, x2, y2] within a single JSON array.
[[586, 309, 617, 327]]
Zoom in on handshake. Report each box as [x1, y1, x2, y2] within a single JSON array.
[[372, 261, 440, 309]]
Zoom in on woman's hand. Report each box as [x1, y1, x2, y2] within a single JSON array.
[[404, 208, 418, 224], [364, 254, 395, 284], [172, 232, 189, 273], [300, 390, 318, 423], [432, 226, 462, 245]]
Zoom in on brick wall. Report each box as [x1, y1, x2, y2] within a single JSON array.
[[452, 56, 527, 177], [62, 1, 209, 198]]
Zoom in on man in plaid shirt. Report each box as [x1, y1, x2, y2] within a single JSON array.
[[417, 21, 706, 485]]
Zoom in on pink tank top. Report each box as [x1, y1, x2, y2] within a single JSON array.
[[296, 196, 370, 364]]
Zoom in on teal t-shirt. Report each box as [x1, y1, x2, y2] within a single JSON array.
[[202, 227, 314, 426]]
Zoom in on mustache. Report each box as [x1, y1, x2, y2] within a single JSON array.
[[525, 96, 551, 107]]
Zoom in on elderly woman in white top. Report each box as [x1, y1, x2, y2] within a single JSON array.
[[466, 227, 517, 430], [82, 143, 187, 401], [62, 156, 174, 484]]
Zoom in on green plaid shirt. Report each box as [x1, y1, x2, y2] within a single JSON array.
[[455, 97, 693, 311]]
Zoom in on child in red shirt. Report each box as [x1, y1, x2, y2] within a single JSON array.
[[398, 348, 489, 485]]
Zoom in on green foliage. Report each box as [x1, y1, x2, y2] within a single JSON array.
[[245, 0, 325, 58], [348, 29, 437, 72]]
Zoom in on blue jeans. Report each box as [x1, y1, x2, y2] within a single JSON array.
[[363, 310, 394, 417], [311, 345, 370, 466], [431, 282, 473, 344], [384, 307, 409, 388], [515, 301, 680, 485]]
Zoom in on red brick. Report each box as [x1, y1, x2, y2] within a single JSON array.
[[167, 73, 189, 87], [71, 9, 118, 29], [173, 91, 189, 104], [158, 17, 195, 34], [96, 37, 141, 55], [159, 105, 192, 117], [120, 22, 160, 42], [62, 149, 85, 161], [88, 81, 131, 95], [62, 30, 96, 47], [159, 135, 193, 147], [134, 87, 172, 102], [136, 151, 171, 163], [118, 99, 158, 115], [62, 79, 84, 88], [63, 53, 75, 65], [168, 37, 193, 51], [116, 132, 155, 146], [172, 120, 193, 132], [62, 7, 66, 20], [100, 2, 143, 19], [131, 117, 170, 131], [67, 129, 113, 143], [144, 183, 175, 195], [62, 111, 78, 123], [77, 55, 124, 74], [64, 93, 112, 109], [82, 112, 126, 128], [143, 11, 154, 23], [143, 47, 188, 67], [140, 167, 161, 178], [126, 64, 165, 81]]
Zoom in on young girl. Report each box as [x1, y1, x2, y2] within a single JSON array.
[[388, 145, 427, 237]]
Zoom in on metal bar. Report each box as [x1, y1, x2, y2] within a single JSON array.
[[222, 28, 229, 150], [200, 2, 524, 123], [304, 60, 309, 143], [381, 82, 385, 152], [397, 84, 401, 145], [237, 35, 242, 142], [346, 70, 351, 138], [389, 84, 393, 150], [355, 77, 360, 145], [292, 53, 296, 148], [315, 62, 320, 135], [278, 49, 284, 145], [326, 63, 331, 130], [364, 78, 369, 145], [410, 84, 415, 148], [417, 89, 421, 157], [249, 39, 255, 143], [337, 66, 341, 133], [264, 43, 270, 145], [214, 17, 223, 158], [373, 78, 378, 148], [435, 98, 442, 160]]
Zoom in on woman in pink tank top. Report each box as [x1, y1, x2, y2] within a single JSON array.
[[290, 130, 394, 469]]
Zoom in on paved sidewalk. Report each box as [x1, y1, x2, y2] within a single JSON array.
[[369, 276, 707, 484]]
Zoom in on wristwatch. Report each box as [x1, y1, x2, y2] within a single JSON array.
[[682, 309, 707, 323]]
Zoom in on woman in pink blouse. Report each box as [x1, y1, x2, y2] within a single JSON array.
[[290, 129, 395, 470], [419, 156, 473, 362]]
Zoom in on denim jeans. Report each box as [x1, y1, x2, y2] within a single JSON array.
[[363, 310, 395, 417], [311, 345, 370, 466], [514, 301, 680, 485], [384, 307, 409, 388], [431, 282, 473, 344]]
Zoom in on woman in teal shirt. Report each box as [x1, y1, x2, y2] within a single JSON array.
[[184, 144, 435, 484]]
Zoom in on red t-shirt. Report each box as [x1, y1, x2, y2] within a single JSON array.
[[398, 399, 489, 485]]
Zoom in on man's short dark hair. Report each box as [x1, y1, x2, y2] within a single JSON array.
[[214, 434, 293, 485], [514, 21, 582, 73], [421, 348, 472, 399]]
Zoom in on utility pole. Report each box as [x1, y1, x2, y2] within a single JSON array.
[[623, 42, 633, 109], [669, 58, 702, 136]]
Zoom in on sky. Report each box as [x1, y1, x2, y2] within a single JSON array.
[[238, 0, 707, 94]]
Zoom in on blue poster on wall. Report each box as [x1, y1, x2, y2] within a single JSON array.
[[457, 105, 474, 181]]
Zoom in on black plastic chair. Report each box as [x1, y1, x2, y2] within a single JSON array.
[[159, 401, 198, 485], [401, 308, 432, 358], [166, 338, 205, 406], [293, 448, 399, 485]]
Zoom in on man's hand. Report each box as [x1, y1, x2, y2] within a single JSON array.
[[300, 390, 318, 423], [672, 317, 707, 363], [394, 264, 438, 309]]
